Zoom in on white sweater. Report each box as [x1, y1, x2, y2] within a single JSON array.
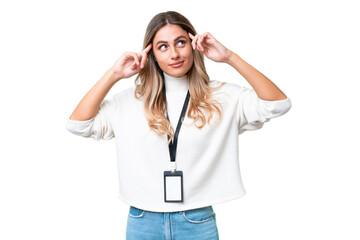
[[66, 72, 292, 212]]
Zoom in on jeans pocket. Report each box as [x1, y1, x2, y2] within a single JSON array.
[[128, 206, 145, 218], [181, 206, 215, 223]]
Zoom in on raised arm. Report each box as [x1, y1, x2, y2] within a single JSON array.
[[225, 52, 287, 101], [69, 44, 152, 121], [69, 70, 118, 121], [188, 32, 287, 101]]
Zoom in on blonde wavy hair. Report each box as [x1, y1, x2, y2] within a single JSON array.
[[134, 11, 225, 144]]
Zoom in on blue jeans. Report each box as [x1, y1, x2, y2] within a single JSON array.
[[126, 205, 219, 240]]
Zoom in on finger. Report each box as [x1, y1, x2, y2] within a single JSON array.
[[130, 61, 137, 70], [204, 32, 214, 40], [140, 44, 152, 68], [123, 52, 134, 61], [201, 33, 209, 43], [200, 33, 210, 49], [142, 43, 152, 54], [188, 32, 195, 40], [191, 34, 199, 50], [129, 53, 140, 69], [198, 35, 205, 51], [135, 53, 141, 66], [130, 55, 140, 69], [126, 52, 140, 65], [195, 35, 203, 51], [140, 53, 147, 69], [188, 33, 197, 49]]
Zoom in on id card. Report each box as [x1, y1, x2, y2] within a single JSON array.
[[164, 170, 183, 202]]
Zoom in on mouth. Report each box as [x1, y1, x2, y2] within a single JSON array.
[[170, 61, 184, 68]]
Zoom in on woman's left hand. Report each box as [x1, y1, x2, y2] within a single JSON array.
[[188, 32, 233, 63]]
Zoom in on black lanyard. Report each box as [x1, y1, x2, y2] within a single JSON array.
[[165, 90, 191, 163]]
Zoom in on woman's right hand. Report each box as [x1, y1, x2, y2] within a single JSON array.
[[110, 43, 152, 81]]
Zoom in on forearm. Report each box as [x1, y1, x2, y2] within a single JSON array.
[[69, 69, 119, 121], [227, 51, 287, 101]]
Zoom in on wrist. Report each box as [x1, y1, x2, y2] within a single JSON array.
[[106, 68, 122, 84], [224, 50, 235, 64]]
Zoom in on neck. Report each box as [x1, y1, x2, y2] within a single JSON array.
[[163, 72, 188, 94]]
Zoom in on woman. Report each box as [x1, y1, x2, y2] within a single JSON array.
[[66, 11, 291, 240]]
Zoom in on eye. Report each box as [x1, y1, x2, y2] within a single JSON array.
[[177, 40, 186, 47], [159, 44, 168, 51]]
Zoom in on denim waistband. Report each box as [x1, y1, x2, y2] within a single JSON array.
[[129, 205, 214, 215]]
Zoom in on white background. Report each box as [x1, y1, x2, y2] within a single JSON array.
[[1, 0, 359, 239]]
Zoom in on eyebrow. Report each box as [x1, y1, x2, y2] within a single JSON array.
[[156, 35, 187, 46]]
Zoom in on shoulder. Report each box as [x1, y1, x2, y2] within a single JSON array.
[[209, 80, 252, 98], [110, 86, 136, 101], [102, 86, 136, 110]]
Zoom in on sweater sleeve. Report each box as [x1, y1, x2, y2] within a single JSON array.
[[236, 86, 292, 134], [65, 95, 118, 140]]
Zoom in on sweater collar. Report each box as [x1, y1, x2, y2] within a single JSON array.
[[163, 72, 189, 94]]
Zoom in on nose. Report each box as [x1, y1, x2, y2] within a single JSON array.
[[170, 47, 180, 60]]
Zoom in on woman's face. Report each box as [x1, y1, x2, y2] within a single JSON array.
[[152, 24, 194, 77]]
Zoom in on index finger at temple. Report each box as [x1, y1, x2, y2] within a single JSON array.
[[140, 48, 150, 68], [188, 32, 195, 40], [140, 53, 147, 68], [143, 43, 152, 54]]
